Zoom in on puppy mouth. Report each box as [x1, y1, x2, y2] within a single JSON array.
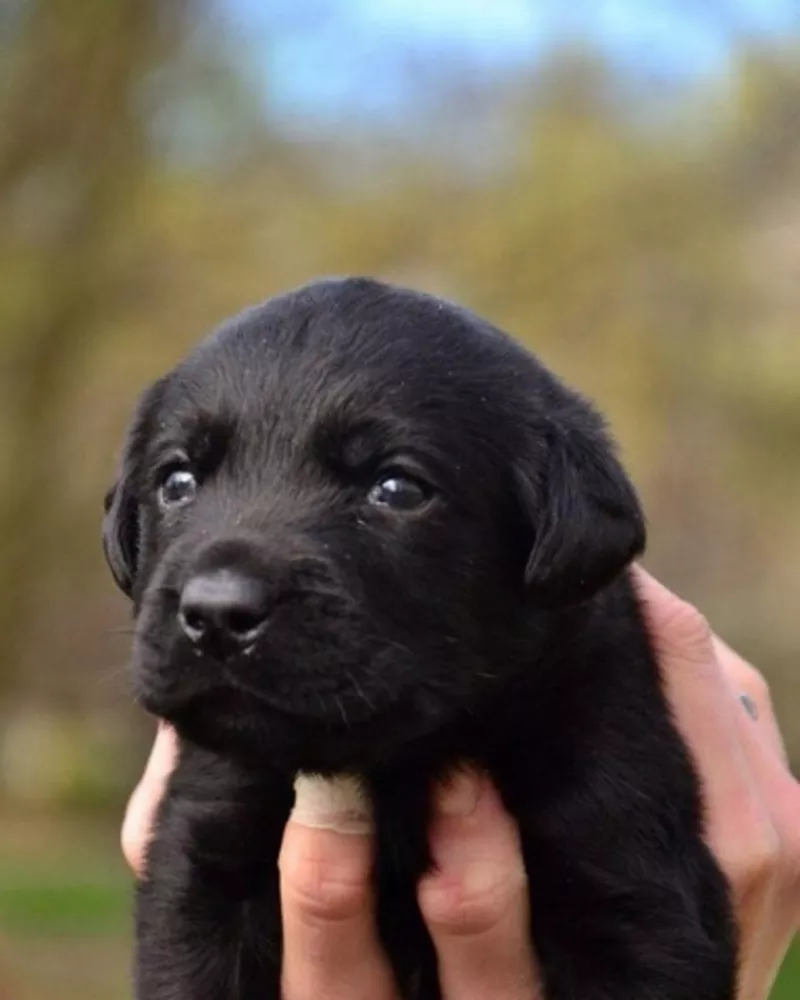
[[222, 665, 391, 728], [134, 656, 420, 776], [133, 629, 407, 732]]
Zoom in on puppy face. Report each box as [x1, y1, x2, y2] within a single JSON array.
[[104, 278, 645, 771]]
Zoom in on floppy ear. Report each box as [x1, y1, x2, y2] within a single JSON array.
[[515, 418, 645, 608], [102, 379, 166, 599], [102, 475, 139, 598]]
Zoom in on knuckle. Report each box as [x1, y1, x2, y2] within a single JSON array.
[[284, 864, 371, 923], [669, 600, 713, 651], [719, 806, 781, 900], [652, 595, 718, 671], [279, 839, 371, 923], [776, 784, 800, 882], [420, 862, 527, 937]]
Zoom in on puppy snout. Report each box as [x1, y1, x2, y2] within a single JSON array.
[[179, 569, 269, 654]]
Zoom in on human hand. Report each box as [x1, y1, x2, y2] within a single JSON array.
[[279, 771, 541, 999], [122, 728, 543, 999], [121, 720, 179, 878], [632, 567, 800, 1000], [122, 572, 800, 999]]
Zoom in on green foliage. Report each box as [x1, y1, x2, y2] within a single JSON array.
[[0, 871, 129, 936], [772, 942, 800, 999]]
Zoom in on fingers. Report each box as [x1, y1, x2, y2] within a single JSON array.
[[714, 639, 800, 928], [710, 639, 800, 1000], [122, 722, 179, 876], [418, 771, 543, 1000], [633, 567, 800, 996], [279, 771, 541, 1000], [632, 566, 785, 923], [712, 635, 790, 769], [279, 775, 397, 1000], [634, 567, 800, 871], [631, 567, 767, 855], [714, 635, 800, 850]]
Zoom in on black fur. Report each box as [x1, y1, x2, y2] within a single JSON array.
[[103, 278, 738, 1000]]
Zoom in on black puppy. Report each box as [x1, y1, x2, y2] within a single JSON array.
[[104, 278, 737, 1000]]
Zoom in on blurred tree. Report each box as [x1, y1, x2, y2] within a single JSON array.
[[2, 10, 799, 997], [0, 0, 191, 696], [0, 3, 797, 771]]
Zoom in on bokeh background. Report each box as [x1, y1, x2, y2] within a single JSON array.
[[0, 1, 798, 997]]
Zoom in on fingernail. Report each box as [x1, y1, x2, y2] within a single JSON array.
[[434, 770, 482, 818], [290, 773, 374, 835]]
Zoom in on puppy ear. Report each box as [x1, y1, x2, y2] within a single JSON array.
[[515, 418, 645, 608], [102, 476, 139, 598], [102, 379, 165, 599]]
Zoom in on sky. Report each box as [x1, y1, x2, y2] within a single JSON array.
[[223, 0, 800, 122]]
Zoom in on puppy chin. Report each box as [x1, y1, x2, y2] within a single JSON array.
[[139, 670, 430, 774], [170, 701, 385, 774], [132, 622, 456, 772]]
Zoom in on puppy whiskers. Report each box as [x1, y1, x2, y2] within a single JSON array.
[[346, 671, 376, 712], [95, 661, 133, 690], [334, 695, 350, 728]]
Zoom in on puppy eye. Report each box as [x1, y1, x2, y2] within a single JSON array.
[[367, 475, 429, 512], [158, 468, 197, 509]]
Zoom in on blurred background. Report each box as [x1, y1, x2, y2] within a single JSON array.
[[0, 0, 798, 996]]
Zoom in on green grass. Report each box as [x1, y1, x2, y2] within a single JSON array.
[[2, 880, 797, 999], [0, 867, 129, 936], [0, 813, 797, 998], [772, 940, 800, 1000], [0, 812, 133, 1000]]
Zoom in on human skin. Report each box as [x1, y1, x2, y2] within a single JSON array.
[[122, 568, 800, 1000]]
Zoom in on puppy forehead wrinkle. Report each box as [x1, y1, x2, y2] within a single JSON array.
[[150, 380, 237, 457], [161, 278, 587, 486]]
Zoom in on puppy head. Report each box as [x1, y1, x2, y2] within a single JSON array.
[[104, 278, 644, 771]]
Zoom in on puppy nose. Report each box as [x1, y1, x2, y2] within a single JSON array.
[[178, 569, 269, 652]]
